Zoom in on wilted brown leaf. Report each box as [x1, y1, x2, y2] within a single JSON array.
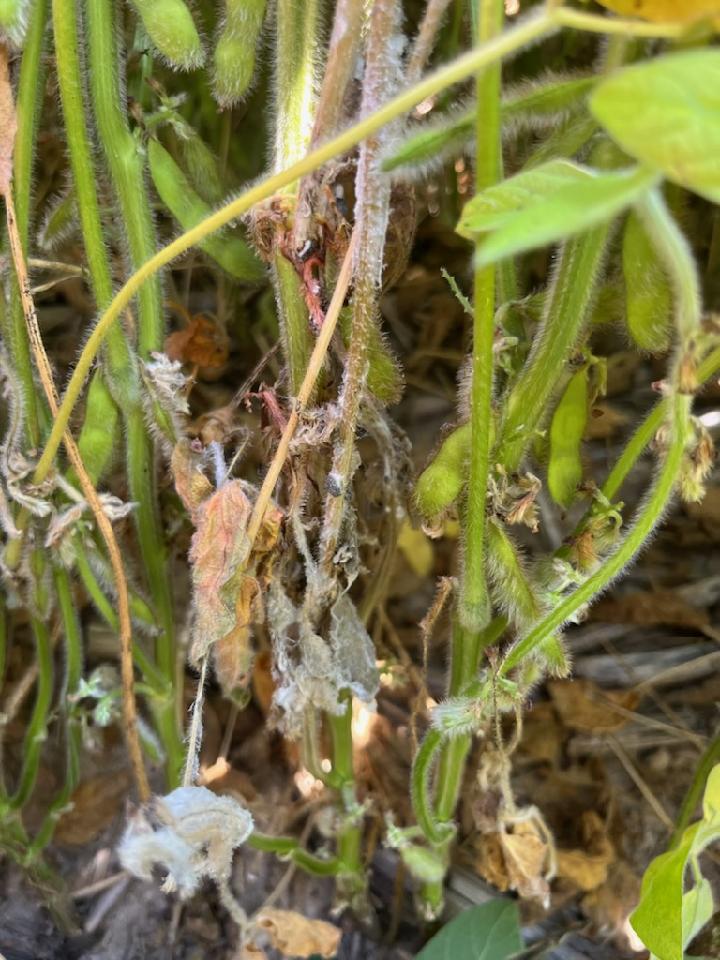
[[585, 403, 628, 440], [214, 576, 261, 699], [590, 589, 709, 630], [55, 771, 131, 845], [582, 859, 641, 939], [190, 480, 252, 663], [474, 831, 510, 891], [0, 45, 17, 195], [253, 650, 275, 715], [165, 314, 229, 370], [556, 811, 614, 892], [171, 439, 214, 516], [548, 678, 641, 733], [254, 908, 341, 959], [518, 701, 563, 765], [500, 816, 552, 904]]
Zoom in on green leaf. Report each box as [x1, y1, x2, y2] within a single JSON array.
[[701, 763, 720, 820], [630, 824, 699, 960], [457, 161, 657, 267], [682, 878, 713, 950], [622, 210, 672, 353], [590, 51, 720, 203], [416, 900, 522, 960]]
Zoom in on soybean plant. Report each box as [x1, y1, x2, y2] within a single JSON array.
[[0, 2, 718, 953]]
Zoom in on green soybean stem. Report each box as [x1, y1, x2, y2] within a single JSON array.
[[5, 0, 49, 447], [85, 0, 182, 782], [11, 611, 53, 810], [426, 5, 504, 895], [459, 0, 503, 640], [273, 0, 320, 391]]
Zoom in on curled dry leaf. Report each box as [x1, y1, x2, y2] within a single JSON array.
[[556, 810, 615, 893], [475, 807, 555, 906], [253, 908, 341, 959], [55, 771, 131, 845], [189, 479, 252, 663], [165, 313, 230, 370], [548, 678, 641, 733]]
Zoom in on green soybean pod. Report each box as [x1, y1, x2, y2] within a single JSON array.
[[214, 0, 267, 107], [179, 131, 224, 205], [487, 518, 541, 630], [38, 188, 78, 251], [338, 307, 402, 405], [623, 209, 672, 353], [414, 422, 470, 520], [148, 139, 264, 283], [128, 0, 204, 70], [547, 366, 589, 508], [0, 0, 29, 46], [75, 371, 119, 484]]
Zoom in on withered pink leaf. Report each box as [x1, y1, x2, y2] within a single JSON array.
[[189, 480, 252, 663]]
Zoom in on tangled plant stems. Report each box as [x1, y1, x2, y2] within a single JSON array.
[[0, 0, 717, 939]]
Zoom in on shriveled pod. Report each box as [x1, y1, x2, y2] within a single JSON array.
[[213, 0, 267, 107], [0, 0, 29, 46], [127, 0, 204, 70], [547, 366, 589, 508], [148, 140, 264, 283], [622, 209, 672, 353], [414, 422, 470, 520]]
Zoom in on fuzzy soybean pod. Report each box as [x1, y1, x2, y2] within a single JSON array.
[[214, 0, 267, 107], [127, 0, 204, 70], [148, 140, 264, 283], [547, 366, 589, 508], [0, 0, 30, 46], [414, 422, 470, 520], [76, 371, 119, 484], [623, 209, 672, 353]]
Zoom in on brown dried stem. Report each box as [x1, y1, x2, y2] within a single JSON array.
[[319, 0, 401, 578], [245, 236, 356, 550]]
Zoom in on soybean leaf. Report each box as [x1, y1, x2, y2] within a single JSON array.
[[590, 51, 720, 203], [630, 826, 697, 960], [416, 900, 522, 960], [457, 160, 657, 267], [595, 0, 720, 23]]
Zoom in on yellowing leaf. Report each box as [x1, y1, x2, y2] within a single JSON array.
[[596, 0, 720, 24], [398, 519, 434, 577]]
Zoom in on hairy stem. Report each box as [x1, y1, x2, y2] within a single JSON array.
[[5, 2, 48, 447], [272, 0, 320, 391], [85, 0, 182, 782]]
